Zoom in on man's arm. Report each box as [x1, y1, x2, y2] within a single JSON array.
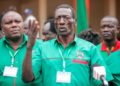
[[22, 48, 34, 82], [22, 20, 40, 82]]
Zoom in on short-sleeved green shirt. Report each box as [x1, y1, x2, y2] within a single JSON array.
[[32, 36, 113, 86], [97, 43, 120, 85], [0, 35, 42, 86]]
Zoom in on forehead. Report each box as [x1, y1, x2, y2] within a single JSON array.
[[101, 17, 118, 26], [2, 11, 23, 22], [55, 8, 72, 17]]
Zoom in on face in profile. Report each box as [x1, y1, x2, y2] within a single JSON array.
[[1, 11, 24, 40]]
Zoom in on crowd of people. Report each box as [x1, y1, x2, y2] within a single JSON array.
[[0, 3, 120, 86]]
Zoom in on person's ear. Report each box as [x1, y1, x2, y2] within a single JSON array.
[[1, 28, 4, 34], [73, 19, 76, 22], [117, 26, 120, 30], [70, 19, 75, 24], [116, 26, 120, 32], [1, 24, 4, 33]]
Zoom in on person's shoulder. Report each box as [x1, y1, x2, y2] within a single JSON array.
[[38, 39, 56, 51], [0, 37, 5, 47], [75, 37, 99, 55], [33, 39, 43, 48], [43, 38, 55, 45], [96, 42, 102, 48], [117, 40, 120, 44], [36, 38, 43, 44], [0, 39, 3, 44], [76, 37, 95, 47], [75, 37, 98, 52], [116, 40, 120, 49]]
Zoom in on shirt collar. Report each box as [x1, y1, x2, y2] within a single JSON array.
[[2, 34, 28, 48], [54, 35, 78, 46], [101, 40, 120, 52]]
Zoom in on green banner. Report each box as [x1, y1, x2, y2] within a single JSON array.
[[77, 0, 88, 34]]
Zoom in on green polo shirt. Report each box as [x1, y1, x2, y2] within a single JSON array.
[[0, 35, 42, 86], [32, 36, 113, 86], [97, 43, 120, 85]]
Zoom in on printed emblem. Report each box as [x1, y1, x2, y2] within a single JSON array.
[[76, 50, 84, 59]]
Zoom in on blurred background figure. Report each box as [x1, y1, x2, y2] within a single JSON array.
[[24, 8, 37, 35], [42, 19, 56, 41], [117, 26, 120, 40], [97, 16, 120, 86], [0, 13, 4, 39], [78, 28, 101, 45]]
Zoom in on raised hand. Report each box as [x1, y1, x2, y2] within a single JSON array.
[[27, 20, 40, 49]]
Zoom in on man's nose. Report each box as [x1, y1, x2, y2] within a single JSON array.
[[103, 26, 109, 31], [59, 17, 65, 24], [11, 22, 17, 27]]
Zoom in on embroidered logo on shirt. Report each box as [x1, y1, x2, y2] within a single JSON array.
[[72, 50, 88, 64], [76, 50, 84, 59]]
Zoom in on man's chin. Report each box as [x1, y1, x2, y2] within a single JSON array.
[[11, 35, 22, 41], [59, 32, 68, 36], [104, 38, 113, 42], [59, 31, 72, 36]]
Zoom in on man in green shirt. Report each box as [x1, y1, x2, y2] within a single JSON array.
[[22, 4, 113, 86], [97, 16, 120, 86], [0, 10, 42, 86]]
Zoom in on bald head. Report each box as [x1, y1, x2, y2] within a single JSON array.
[[101, 16, 119, 26], [43, 22, 50, 32]]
